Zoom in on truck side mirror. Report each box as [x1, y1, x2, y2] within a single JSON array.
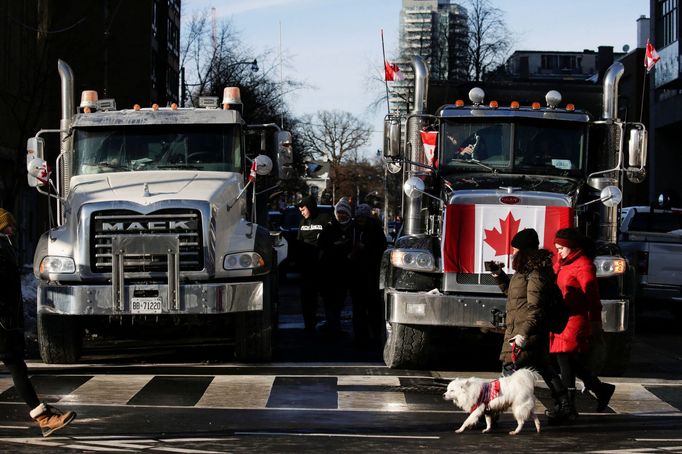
[[26, 137, 47, 188], [254, 154, 273, 176], [600, 185, 622, 207], [383, 114, 401, 159], [276, 130, 294, 180], [626, 127, 647, 183], [628, 128, 647, 169]]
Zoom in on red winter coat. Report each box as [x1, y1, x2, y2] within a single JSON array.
[[549, 249, 601, 353]]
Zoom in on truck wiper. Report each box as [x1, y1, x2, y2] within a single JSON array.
[[97, 161, 130, 171], [156, 163, 201, 170], [449, 158, 496, 173]]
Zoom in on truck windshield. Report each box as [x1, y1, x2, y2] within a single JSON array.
[[440, 120, 585, 176], [72, 124, 242, 175]]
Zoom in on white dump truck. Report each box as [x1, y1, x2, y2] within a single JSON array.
[[26, 60, 292, 363]]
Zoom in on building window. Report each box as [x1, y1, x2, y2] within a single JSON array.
[[656, 0, 678, 47], [541, 55, 558, 70]]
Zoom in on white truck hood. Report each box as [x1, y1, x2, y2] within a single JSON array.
[[67, 171, 243, 208]]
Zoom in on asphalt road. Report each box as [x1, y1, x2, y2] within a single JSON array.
[[0, 279, 680, 453]]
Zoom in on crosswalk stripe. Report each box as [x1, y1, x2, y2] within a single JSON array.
[[338, 391, 409, 411], [0, 378, 13, 395], [608, 384, 679, 415], [337, 376, 401, 386], [58, 375, 154, 405], [195, 376, 275, 408]]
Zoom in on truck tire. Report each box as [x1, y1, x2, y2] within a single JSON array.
[[383, 322, 431, 369], [234, 274, 273, 362], [37, 314, 83, 364]]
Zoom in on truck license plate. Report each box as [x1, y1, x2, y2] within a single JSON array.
[[131, 297, 163, 314]]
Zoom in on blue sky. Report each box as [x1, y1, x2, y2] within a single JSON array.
[[182, 0, 650, 158]]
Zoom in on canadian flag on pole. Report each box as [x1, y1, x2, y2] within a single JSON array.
[[441, 204, 573, 273], [384, 60, 404, 81], [645, 39, 661, 73], [248, 160, 257, 183], [420, 130, 438, 167]]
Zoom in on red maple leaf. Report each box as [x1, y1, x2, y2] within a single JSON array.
[[484, 212, 521, 257]]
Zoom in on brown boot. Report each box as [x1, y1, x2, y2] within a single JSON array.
[[30, 403, 77, 437]]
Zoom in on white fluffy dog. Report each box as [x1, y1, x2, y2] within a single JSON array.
[[443, 368, 541, 435]]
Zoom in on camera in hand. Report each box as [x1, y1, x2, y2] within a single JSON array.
[[484, 260, 502, 272]]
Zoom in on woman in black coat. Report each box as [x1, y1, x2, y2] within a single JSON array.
[[0, 208, 76, 437]]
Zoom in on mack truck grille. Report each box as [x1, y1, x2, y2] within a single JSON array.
[[90, 209, 203, 273]]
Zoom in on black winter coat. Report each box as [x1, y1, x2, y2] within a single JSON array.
[[0, 234, 25, 360]]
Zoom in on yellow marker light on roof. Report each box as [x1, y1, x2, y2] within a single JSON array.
[[510, 101, 520, 109], [133, 104, 141, 111], [152, 103, 159, 111], [80, 90, 98, 110], [566, 103, 575, 111], [531, 102, 541, 110], [455, 99, 465, 107], [171, 103, 178, 110], [489, 100, 498, 108]]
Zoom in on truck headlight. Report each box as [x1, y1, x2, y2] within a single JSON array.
[[223, 252, 265, 270], [594, 256, 626, 277], [39, 256, 76, 274], [390, 248, 436, 272]]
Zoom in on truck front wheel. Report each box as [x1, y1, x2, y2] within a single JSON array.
[[37, 314, 83, 364], [234, 274, 274, 362], [383, 322, 432, 369]]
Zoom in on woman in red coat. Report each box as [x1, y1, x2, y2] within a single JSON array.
[[550, 228, 615, 415]]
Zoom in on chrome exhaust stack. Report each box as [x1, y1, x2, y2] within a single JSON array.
[[404, 56, 429, 236]]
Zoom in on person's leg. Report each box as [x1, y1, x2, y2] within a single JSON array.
[[532, 353, 576, 424], [350, 282, 371, 344], [3, 358, 77, 437], [300, 269, 319, 331], [3, 359, 40, 409], [555, 353, 580, 418], [575, 353, 615, 412]]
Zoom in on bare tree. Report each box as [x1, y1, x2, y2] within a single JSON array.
[[465, 0, 511, 81], [297, 110, 372, 201], [181, 10, 303, 125]]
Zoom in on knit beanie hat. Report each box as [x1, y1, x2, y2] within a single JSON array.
[[554, 228, 580, 249], [0, 208, 16, 232], [355, 203, 372, 219], [511, 228, 539, 250], [334, 198, 352, 217], [296, 195, 318, 210]]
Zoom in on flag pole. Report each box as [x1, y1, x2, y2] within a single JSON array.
[[381, 29, 391, 113], [640, 68, 647, 124]]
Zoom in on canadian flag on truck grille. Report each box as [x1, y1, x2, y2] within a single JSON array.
[[442, 204, 573, 274]]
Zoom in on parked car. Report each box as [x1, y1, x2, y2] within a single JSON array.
[[620, 206, 682, 320]]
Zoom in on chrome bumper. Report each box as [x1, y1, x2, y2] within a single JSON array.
[[38, 281, 263, 315], [384, 289, 628, 332]]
